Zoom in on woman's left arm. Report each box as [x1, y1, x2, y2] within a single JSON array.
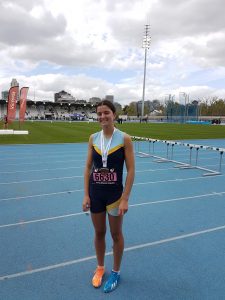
[[118, 134, 135, 215]]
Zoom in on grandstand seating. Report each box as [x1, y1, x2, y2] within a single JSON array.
[[0, 100, 96, 121]]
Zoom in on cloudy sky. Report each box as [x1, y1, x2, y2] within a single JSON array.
[[0, 0, 225, 106]]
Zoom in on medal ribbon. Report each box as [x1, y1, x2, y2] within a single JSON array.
[[100, 128, 116, 167]]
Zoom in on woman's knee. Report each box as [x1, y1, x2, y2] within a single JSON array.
[[95, 229, 106, 240], [111, 231, 123, 242]]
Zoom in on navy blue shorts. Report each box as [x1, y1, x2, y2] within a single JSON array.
[[89, 188, 123, 216]]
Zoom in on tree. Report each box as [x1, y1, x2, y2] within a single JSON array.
[[114, 102, 122, 115], [211, 99, 225, 116], [126, 102, 137, 116]]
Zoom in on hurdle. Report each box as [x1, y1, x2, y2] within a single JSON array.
[[132, 136, 224, 176], [175, 143, 223, 176]]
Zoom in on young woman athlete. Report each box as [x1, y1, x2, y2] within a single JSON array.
[[82, 100, 135, 293]]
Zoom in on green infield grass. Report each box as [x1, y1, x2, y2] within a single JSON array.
[[0, 121, 225, 144]]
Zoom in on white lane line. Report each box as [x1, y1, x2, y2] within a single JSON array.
[[1, 224, 225, 281], [0, 175, 83, 185], [0, 166, 174, 175], [0, 154, 85, 161], [0, 152, 218, 168], [0, 152, 85, 160], [0, 166, 177, 175], [0, 189, 83, 203], [1, 172, 224, 186], [0, 212, 85, 229], [0, 162, 223, 175], [136, 164, 225, 173], [0, 174, 224, 199], [133, 174, 224, 186], [136, 157, 219, 163], [0, 148, 215, 160], [135, 167, 175, 173], [0, 166, 84, 174], [1, 191, 225, 229], [0, 159, 86, 167], [130, 191, 225, 207]]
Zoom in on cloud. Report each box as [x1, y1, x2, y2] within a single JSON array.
[[0, 2, 66, 46], [0, 0, 225, 106], [183, 33, 225, 67], [1, 0, 42, 11], [149, 0, 225, 69], [151, 0, 224, 38]]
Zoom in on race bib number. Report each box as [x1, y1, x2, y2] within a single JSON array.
[[93, 172, 117, 183]]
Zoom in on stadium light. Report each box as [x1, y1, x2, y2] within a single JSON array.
[[141, 24, 151, 120], [179, 92, 189, 122]]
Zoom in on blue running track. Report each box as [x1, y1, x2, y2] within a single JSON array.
[[0, 139, 225, 299]]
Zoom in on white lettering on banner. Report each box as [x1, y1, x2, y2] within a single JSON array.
[[9, 92, 16, 109]]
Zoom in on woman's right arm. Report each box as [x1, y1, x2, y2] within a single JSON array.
[[82, 135, 93, 212]]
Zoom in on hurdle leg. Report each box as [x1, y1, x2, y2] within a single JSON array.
[[219, 151, 223, 173], [189, 147, 193, 165], [195, 148, 199, 166], [171, 144, 174, 160], [179, 146, 194, 169], [148, 140, 151, 155]]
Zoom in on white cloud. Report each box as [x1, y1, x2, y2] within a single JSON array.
[[0, 0, 225, 106]]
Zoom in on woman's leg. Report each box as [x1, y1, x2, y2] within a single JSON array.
[[91, 212, 107, 266], [108, 214, 124, 271]]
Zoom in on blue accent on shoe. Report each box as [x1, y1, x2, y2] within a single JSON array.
[[103, 270, 120, 293]]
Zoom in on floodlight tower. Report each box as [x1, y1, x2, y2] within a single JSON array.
[[141, 24, 151, 120], [180, 92, 191, 122]]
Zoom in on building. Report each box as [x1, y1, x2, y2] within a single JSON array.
[[11, 78, 19, 87], [1, 91, 9, 101], [54, 90, 76, 103], [76, 99, 87, 104], [89, 97, 101, 105], [0, 78, 19, 102]]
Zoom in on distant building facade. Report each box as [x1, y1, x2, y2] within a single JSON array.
[[89, 97, 101, 105], [0, 78, 19, 101], [54, 90, 76, 103], [76, 99, 87, 104], [1, 91, 9, 101], [11, 78, 19, 87]]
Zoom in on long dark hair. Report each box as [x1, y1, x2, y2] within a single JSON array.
[[96, 100, 116, 114]]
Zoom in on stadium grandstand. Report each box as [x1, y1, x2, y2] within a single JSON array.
[[0, 89, 100, 122], [0, 98, 98, 121]]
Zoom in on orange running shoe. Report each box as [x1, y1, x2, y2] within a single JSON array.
[[92, 266, 105, 288]]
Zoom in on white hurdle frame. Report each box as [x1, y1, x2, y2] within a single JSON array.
[[132, 136, 224, 176]]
